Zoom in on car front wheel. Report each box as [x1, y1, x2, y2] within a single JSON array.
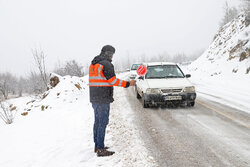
[[135, 86, 141, 99], [187, 101, 195, 107], [142, 94, 149, 108]]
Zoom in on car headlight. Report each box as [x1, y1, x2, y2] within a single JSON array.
[[183, 86, 195, 92], [146, 88, 161, 94]]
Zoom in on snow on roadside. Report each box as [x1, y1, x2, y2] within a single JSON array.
[[0, 73, 156, 167], [108, 72, 157, 167], [181, 65, 250, 114]]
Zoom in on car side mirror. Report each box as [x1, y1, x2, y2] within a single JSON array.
[[126, 68, 130, 71], [186, 74, 191, 78], [138, 76, 144, 80]]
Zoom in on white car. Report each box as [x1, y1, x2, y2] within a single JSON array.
[[129, 63, 141, 80], [135, 62, 196, 108]]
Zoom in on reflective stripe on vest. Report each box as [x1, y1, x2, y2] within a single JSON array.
[[89, 64, 112, 87], [89, 63, 127, 87]]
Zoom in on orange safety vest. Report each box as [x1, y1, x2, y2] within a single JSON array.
[[89, 64, 127, 87]]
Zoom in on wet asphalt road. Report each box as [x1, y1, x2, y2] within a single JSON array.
[[124, 87, 250, 167]]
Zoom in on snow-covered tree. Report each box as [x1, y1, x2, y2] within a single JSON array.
[[26, 71, 46, 94], [17, 77, 27, 97], [0, 73, 18, 99], [241, 0, 250, 12], [54, 60, 84, 77], [241, 0, 250, 26], [220, 2, 238, 27]]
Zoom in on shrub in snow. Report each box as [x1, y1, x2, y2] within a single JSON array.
[[49, 73, 60, 88], [42, 92, 49, 99], [41, 105, 49, 111], [74, 84, 81, 90], [21, 112, 28, 116], [246, 67, 250, 74], [0, 102, 17, 124], [239, 52, 247, 61]]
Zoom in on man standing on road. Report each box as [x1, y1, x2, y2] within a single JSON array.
[[89, 45, 136, 157]]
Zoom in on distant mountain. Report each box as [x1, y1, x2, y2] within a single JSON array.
[[188, 13, 250, 76]]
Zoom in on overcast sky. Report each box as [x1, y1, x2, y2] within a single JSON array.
[[0, 0, 241, 76]]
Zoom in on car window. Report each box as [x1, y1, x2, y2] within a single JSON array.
[[145, 65, 184, 79], [131, 64, 141, 70]]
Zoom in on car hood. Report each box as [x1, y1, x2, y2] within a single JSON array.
[[130, 70, 137, 75], [145, 78, 193, 88]]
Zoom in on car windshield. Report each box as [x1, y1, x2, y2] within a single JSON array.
[[145, 65, 185, 79], [131, 64, 141, 70]]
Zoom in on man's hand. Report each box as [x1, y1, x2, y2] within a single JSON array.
[[129, 80, 136, 86]]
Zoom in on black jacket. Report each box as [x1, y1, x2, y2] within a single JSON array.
[[89, 55, 130, 103]]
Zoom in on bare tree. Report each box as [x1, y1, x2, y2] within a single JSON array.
[[32, 48, 48, 88], [0, 101, 16, 124]]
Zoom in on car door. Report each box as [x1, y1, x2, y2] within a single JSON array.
[[136, 76, 146, 96]]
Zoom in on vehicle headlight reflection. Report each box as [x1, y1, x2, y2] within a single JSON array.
[[183, 86, 195, 92], [146, 88, 161, 94]]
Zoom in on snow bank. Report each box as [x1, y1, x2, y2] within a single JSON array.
[[0, 73, 156, 167]]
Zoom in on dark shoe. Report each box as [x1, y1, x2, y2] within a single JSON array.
[[96, 149, 115, 157], [94, 146, 110, 153]]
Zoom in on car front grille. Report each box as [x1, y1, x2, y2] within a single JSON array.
[[130, 76, 136, 79], [161, 88, 183, 93]]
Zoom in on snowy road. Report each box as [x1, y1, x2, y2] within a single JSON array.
[[113, 83, 250, 167]]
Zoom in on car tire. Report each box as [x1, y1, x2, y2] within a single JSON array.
[[187, 101, 195, 107], [135, 86, 141, 99], [137, 91, 141, 99], [190, 101, 195, 107], [142, 94, 149, 108]]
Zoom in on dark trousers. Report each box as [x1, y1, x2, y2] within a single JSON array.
[[92, 103, 110, 149]]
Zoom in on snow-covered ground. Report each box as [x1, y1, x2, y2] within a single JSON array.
[[181, 65, 250, 114], [1, 69, 249, 166], [182, 12, 250, 114], [0, 73, 156, 167]]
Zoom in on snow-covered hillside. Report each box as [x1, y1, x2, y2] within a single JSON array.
[[189, 13, 250, 76], [183, 12, 250, 114]]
